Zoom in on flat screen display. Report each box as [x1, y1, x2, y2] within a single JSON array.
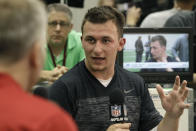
[[118, 27, 193, 83]]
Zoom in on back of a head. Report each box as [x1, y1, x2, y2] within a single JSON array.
[[81, 6, 125, 38], [0, 0, 47, 65]]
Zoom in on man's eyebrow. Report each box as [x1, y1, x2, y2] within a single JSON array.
[[102, 36, 111, 39], [84, 35, 94, 38]]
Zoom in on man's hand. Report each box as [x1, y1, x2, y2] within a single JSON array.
[[175, 57, 181, 62], [54, 65, 69, 78], [165, 68, 173, 72], [156, 75, 190, 119], [126, 6, 142, 26], [40, 66, 68, 84], [106, 123, 131, 131]]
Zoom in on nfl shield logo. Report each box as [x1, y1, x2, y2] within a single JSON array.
[[111, 105, 121, 117]]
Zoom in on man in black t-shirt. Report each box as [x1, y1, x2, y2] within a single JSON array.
[[49, 6, 190, 131]]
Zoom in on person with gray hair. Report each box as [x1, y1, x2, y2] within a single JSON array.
[[39, 3, 85, 84], [49, 6, 189, 131], [0, 0, 78, 130]]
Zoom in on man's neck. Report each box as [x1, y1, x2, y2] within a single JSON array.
[[49, 43, 65, 57], [85, 60, 115, 80], [92, 70, 114, 80], [0, 61, 29, 91], [157, 54, 168, 62]]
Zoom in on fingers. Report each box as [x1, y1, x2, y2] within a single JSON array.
[[156, 84, 165, 100], [181, 86, 189, 101], [60, 66, 69, 74], [173, 75, 180, 91], [56, 65, 61, 69], [127, 5, 142, 22], [114, 123, 131, 129], [52, 70, 61, 77], [49, 77, 58, 82], [156, 76, 190, 119], [179, 80, 187, 94], [176, 79, 189, 102], [178, 101, 190, 110], [47, 66, 69, 83], [129, 5, 141, 13], [107, 123, 131, 131], [53, 66, 68, 74], [181, 103, 190, 109]]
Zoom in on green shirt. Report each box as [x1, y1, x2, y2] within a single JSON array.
[[44, 30, 85, 70]]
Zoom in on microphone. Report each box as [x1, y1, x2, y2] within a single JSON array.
[[109, 88, 128, 123]]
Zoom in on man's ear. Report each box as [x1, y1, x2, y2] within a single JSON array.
[[29, 42, 43, 70], [81, 36, 84, 48], [26, 42, 45, 89], [118, 38, 126, 51], [70, 23, 73, 29], [68, 23, 73, 33]]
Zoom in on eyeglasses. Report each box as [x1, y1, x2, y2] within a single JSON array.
[[48, 21, 71, 28]]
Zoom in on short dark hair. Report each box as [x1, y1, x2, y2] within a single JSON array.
[[151, 35, 167, 47], [81, 6, 125, 38]]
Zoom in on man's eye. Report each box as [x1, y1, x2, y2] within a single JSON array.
[[85, 38, 96, 43], [48, 21, 70, 27], [102, 39, 110, 44], [59, 22, 70, 27], [49, 21, 57, 26]]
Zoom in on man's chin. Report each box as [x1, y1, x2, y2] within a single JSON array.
[[52, 40, 62, 44], [49, 40, 64, 46], [91, 65, 105, 72]]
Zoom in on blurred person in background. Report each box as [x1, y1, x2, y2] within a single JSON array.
[[140, 0, 195, 27], [98, 0, 142, 27], [135, 36, 144, 62], [171, 34, 189, 62], [98, 0, 117, 8], [39, 3, 85, 84], [144, 35, 151, 61]]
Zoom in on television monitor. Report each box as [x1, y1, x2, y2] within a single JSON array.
[[118, 27, 193, 84]]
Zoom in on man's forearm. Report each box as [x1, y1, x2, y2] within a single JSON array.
[[157, 113, 179, 131]]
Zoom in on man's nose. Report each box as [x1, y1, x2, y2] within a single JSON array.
[[150, 49, 154, 54], [55, 24, 61, 31], [94, 41, 103, 53]]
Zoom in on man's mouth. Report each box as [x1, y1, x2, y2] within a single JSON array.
[[53, 35, 62, 39], [92, 57, 105, 63]]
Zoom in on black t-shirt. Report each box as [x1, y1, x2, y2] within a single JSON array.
[[49, 60, 162, 131], [164, 10, 194, 27]]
